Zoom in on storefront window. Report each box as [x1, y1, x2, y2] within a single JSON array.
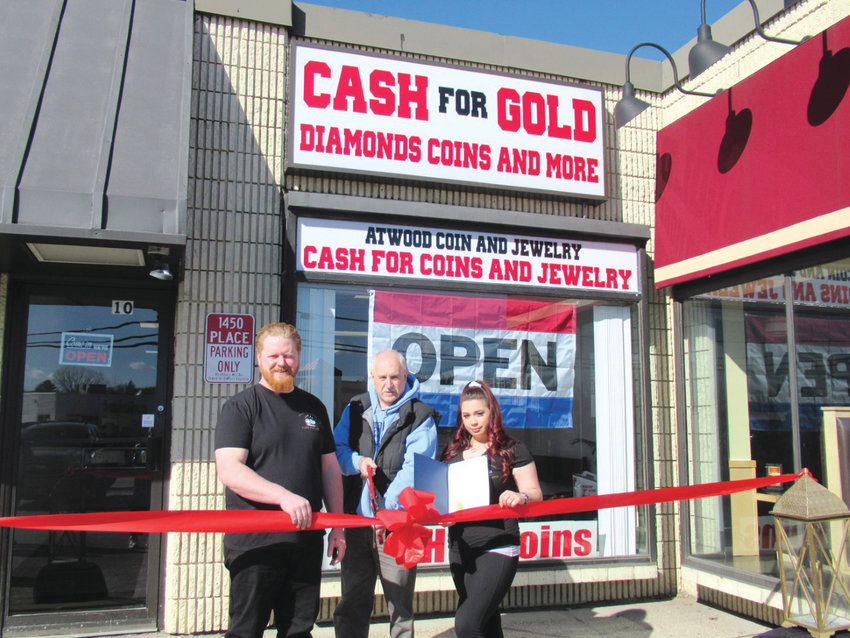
[[683, 258, 850, 575], [296, 283, 646, 560], [791, 262, 850, 479]]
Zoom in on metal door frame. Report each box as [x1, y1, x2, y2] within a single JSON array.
[[0, 278, 174, 636]]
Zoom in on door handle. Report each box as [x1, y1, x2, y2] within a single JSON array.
[[145, 436, 163, 473]]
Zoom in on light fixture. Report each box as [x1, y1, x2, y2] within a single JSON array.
[[772, 473, 850, 636], [27, 242, 145, 266], [614, 42, 719, 129], [149, 261, 173, 281], [147, 245, 174, 281], [689, 0, 809, 79]]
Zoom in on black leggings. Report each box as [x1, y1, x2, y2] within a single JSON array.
[[450, 548, 519, 638]]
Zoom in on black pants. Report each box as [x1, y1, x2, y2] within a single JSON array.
[[224, 534, 324, 638], [450, 548, 519, 638]]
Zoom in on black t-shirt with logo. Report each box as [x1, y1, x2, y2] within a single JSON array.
[[215, 383, 335, 554]]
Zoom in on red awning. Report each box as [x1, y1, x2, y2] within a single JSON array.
[[654, 13, 850, 288]]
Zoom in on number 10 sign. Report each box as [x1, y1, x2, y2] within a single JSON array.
[[204, 313, 255, 383]]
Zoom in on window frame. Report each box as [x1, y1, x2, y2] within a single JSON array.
[[675, 243, 850, 583], [283, 194, 655, 567]]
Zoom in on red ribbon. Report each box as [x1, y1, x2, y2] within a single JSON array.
[[376, 489, 442, 568], [0, 471, 805, 567], [0, 509, 372, 533], [440, 470, 806, 524]]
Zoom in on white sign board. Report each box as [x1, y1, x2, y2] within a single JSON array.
[[297, 217, 639, 294], [291, 45, 606, 198], [204, 313, 255, 384]]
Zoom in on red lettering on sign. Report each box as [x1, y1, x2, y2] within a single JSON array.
[[574, 528, 593, 556], [572, 99, 597, 143], [333, 65, 368, 113], [544, 153, 599, 183], [64, 351, 108, 363], [495, 147, 541, 175], [420, 254, 484, 279], [536, 264, 633, 290], [369, 69, 396, 116], [497, 89, 597, 142], [422, 527, 445, 564], [519, 527, 595, 559], [520, 531, 538, 559], [303, 60, 331, 108], [300, 125, 424, 163], [301, 61, 429, 120], [371, 250, 413, 274], [303, 246, 366, 272], [488, 259, 531, 282], [821, 283, 850, 305], [426, 137, 491, 169]]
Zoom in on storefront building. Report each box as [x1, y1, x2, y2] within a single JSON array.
[[653, 0, 850, 622], [0, 0, 846, 635]]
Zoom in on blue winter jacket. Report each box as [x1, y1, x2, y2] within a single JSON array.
[[334, 373, 437, 515]]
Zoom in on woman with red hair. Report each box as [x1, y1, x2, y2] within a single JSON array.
[[441, 380, 542, 637]]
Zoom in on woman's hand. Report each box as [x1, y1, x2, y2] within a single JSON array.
[[499, 490, 529, 509]]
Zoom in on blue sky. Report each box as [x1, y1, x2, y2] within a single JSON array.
[[304, 0, 745, 59]]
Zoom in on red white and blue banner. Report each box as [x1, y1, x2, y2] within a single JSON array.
[[746, 313, 850, 432], [368, 290, 576, 428]]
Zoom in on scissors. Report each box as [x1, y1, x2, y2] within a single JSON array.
[[367, 468, 381, 515], [367, 469, 386, 545]]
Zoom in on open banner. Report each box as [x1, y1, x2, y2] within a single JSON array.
[[368, 290, 576, 428], [746, 312, 850, 432]]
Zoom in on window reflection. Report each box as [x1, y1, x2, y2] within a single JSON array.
[[10, 297, 160, 613], [683, 257, 850, 576], [296, 283, 646, 560]]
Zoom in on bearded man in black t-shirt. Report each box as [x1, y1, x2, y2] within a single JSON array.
[[215, 322, 346, 638]]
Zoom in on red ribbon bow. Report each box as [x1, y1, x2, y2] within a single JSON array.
[[375, 488, 442, 569]]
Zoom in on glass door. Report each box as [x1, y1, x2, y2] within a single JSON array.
[[3, 284, 171, 632]]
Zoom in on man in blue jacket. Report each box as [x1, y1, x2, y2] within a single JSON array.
[[333, 349, 439, 638]]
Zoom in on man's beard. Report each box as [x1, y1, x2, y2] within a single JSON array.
[[262, 367, 296, 393]]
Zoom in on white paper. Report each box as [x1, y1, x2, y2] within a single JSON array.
[[447, 453, 489, 512], [414, 453, 490, 513]]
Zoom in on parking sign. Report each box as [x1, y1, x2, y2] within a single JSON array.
[[204, 313, 255, 383]]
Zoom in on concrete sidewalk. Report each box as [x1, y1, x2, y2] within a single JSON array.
[[132, 594, 850, 637], [302, 594, 844, 637]]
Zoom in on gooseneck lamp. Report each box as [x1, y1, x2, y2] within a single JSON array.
[[689, 0, 809, 78], [149, 261, 173, 281], [614, 42, 718, 129]]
